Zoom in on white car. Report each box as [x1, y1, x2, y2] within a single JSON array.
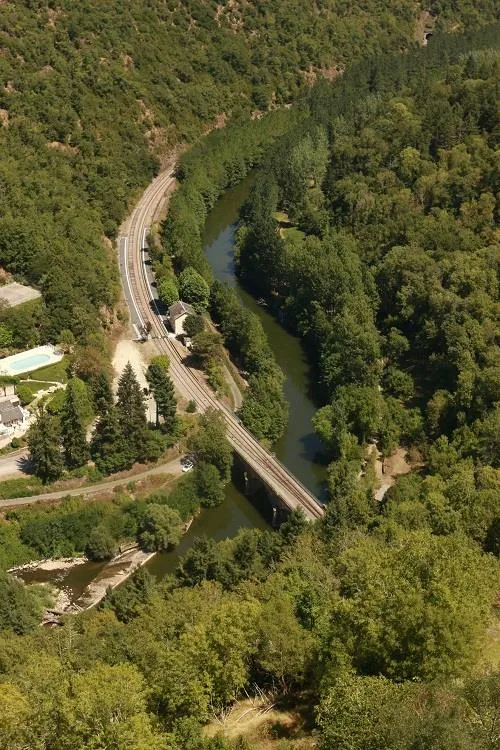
[[181, 458, 194, 473]]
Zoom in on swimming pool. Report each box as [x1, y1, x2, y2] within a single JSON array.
[[0, 345, 63, 377], [9, 353, 52, 372]]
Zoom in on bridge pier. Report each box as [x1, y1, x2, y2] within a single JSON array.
[[233, 456, 291, 528]]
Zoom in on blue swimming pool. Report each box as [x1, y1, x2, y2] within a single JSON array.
[[9, 354, 51, 372]]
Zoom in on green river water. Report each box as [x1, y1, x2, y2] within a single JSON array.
[[18, 177, 326, 595]]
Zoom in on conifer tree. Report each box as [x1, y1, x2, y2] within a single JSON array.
[[61, 380, 89, 469], [27, 406, 63, 483], [92, 372, 113, 416], [146, 358, 177, 433], [90, 405, 132, 475], [116, 363, 148, 458]]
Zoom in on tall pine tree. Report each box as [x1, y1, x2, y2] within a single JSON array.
[[116, 362, 147, 459], [27, 406, 63, 483], [92, 372, 113, 416], [146, 358, 177, 433], [61, 379, 89, 469], [90, 405, 132, 475]]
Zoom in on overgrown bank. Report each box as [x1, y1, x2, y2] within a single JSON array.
[[159, 112, 297, 443]]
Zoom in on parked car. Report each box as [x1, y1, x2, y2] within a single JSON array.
[[181, 457, 194, 473]]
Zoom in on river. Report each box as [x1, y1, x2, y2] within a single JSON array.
[[17, 175, 326, 597]]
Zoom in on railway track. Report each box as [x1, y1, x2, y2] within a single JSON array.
[[121, 170, 324, 521]]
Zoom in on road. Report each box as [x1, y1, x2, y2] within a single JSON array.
[[0, 448, 30, 480], [120, 170, 324, 521], [0, 457, 183, 509]]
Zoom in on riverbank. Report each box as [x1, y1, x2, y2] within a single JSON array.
[[14, 518, 196, 624], [73, 546, 157, 612]]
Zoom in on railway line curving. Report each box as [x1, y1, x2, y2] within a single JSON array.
[[121, 170, 324, 521]]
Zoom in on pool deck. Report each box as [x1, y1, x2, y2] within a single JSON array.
[[0, 345, 63, 377]]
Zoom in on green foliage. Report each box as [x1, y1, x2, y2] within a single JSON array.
[[188, 409, 233, 483], [91, 372, 113, 416], [15, 382, 37, 406], [116, 363, 148, 457], [158, 276, 179, 308], [317, 672, 500, 750], [332, 529, 498, 680], [0, 322, 13, 348], [210, 281, 288, 442], [138, 503, 183, 551], [1, 12, 500, 750], [238, 371, 288, 443], [60, 379, 89, 469], [27, 405, 63, 483], [90, 405, 133, 475], [15, 497, 119, 559], [0, 571, 46, 635], [146, 358, 177, 433], [85, 525, 118, 561], [184, 314, 205, 338], [191, 330, 224, 367], [179, 267, 210, 310], [194, 462, 225, 508], [0, 476, 44, 501], [101, 565, 156, 623], [148, 476, 200, 523]]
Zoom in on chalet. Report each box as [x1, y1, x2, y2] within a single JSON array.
[[0, 399, 25, 428], [168, 301, 195, 336]]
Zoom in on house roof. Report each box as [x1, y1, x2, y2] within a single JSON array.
[[168, 300, 195, 320], [0, 400, 23, 424]]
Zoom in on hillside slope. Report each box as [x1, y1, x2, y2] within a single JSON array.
[[0, 1, 496, 348]]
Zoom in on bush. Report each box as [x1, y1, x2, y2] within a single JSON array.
[[148, 476, 200, 522], [85, 525, 118, 561], [138, 504, 183, 551]]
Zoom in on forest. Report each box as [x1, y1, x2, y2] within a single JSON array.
[[235, 29, 500, 554], [0, 2, 499, 749], [0, 0, 496, 353]]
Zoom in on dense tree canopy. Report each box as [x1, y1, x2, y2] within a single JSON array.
[[1, 6, 499, 750], [2, 0, 470, 349]]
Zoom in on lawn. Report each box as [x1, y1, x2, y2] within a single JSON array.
[[17, 381, 55, 401], [281, 226, 306, 242], [23, 357, 70, 383], [272, 210, 292, 224]]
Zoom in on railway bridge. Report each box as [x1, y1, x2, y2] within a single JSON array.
[[118, 170, 324, 522]]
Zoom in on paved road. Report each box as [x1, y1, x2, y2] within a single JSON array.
[[0, 448, 30, 480], [120, 170, 324, 521], [0, 457, 183, 508]]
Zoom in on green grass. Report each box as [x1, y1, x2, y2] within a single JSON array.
[[17, 381, 54, 400], [281, 226, 306, 242], [272, 211, 291, 224], [23, 357, 70, 383], [0, 476, 44, 500]]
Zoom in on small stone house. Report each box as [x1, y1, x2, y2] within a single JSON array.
[[168, 301, 195, 336], [0, 399, 25, 428]]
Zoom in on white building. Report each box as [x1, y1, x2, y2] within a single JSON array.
[[0, 399, 25, 428], [168, 301, 195, 336]]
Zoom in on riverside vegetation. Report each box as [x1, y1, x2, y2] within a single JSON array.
[[0, 3, 499, 749]]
